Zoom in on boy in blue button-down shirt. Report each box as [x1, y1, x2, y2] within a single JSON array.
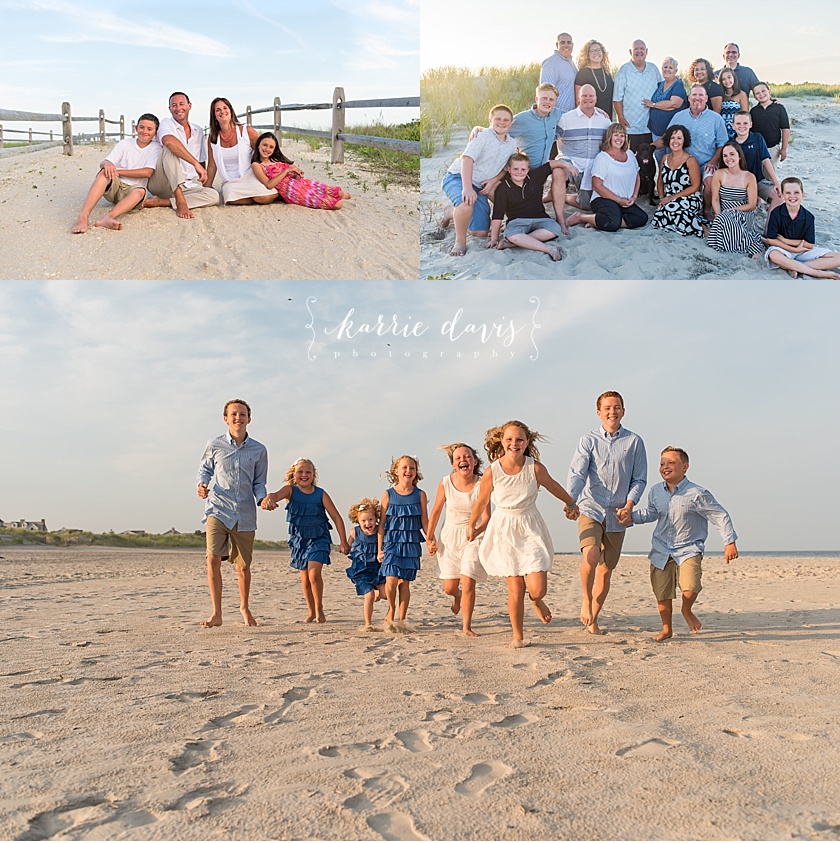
[[620, 446, 738, 641]]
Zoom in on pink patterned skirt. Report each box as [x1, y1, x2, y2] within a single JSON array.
[[263, 162, 344, 210]]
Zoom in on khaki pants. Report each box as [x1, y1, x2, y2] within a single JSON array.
[[148, 147, 219, 208]]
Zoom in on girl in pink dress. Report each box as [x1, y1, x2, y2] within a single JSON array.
[[251, 132, 350, 210]]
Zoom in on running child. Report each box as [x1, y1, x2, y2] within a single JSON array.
[[251, 131, 350, 210], [619, 446, 738, 641], [426, 443, 491, 637], [345, 497, 386, 631], [261, 458, 349, 623], [378, 455, 430, 632], [468, 421, 576, 648]]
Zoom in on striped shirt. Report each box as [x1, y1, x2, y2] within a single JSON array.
[[632, 478, 738, 569], [613, 61, 662, 135], [197, 432, 268, 532], [567, 426, 647, 532]]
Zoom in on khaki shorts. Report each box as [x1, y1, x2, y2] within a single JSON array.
[[578, 515, 625, 570], [103, 177, 144, 206], [206, 515, 255, 569], [650, 555, 702, 601]]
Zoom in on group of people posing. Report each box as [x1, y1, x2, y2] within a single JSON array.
[[441, 37, 840, 278], [197, 394, 738, 648], [71, 92, 350, 234]]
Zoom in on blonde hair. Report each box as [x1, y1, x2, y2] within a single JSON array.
[[577, 39, 612, 73], [348, 497, 381, 524], [488, 103, 513, 120], [484, 420, 545, 462], [535, 82, 559, 97], [601, 122, 629, 152], [283, 458, 317, 485], [438, 442, 483, 477], [385, 455, 422, 486]]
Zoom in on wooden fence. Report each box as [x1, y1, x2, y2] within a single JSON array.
[[0, 88, 419, 161]]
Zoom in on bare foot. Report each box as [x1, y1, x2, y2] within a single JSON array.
[[175, 200, 195, 220], [652, 629, 673, 642], [240, 608, 258, 627], [71, 216, 89, 234], [587, 620, 605, 635], [547, 245, 563, 262], [440, 204, 454, 229], [316, 610, 327, 624], [358, 624, 378, 632], [508, 638, 529, 649], [140, 196, 171, 209], [461, 628, 479, 637], [201, 614, 222, 628], [580, 601, 593, 628], [333, 200, 343, 209], [682, 608, 702, 633], [449, 242, 467, 257], [566, 211, 583, 227], [531, 598, 552, 624], [342, 191, 352, 199], [451, 591, 461, 615], [94, 215, 123, 231], [303, 613, 316, 623]]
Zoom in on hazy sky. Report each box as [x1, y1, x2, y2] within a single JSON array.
[[421, 0, 840, 84], [2, 280, 838, 552], [1, 0, 419, 139]]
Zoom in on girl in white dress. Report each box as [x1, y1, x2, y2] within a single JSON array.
[[468, 421, 576, 648], [427, 443, 491, 637]]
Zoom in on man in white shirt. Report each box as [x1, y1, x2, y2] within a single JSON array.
[[146, 91, 219, 218], [71, 113, 161, 233]]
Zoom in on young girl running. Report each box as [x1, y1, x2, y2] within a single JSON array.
[[378, 455, 429, 632], [468, 421, 576, 648], [251, 132, 350, 210], [427, 443, 490, 637], [345, 497, 386, 631], [262, 458, 349, 622]]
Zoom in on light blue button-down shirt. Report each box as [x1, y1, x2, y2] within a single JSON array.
[[567, 426, 647, 532], [510, 104, 565, 166], [540, 52, 577, 112], [197, 432, 268, 532], [632, 477, 738, 569]]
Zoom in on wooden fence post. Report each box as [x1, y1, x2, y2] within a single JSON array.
[[120, 115, 125, 140], [62, 101, 73, 156], [0, 125, 4, 149], [50, 130, 54, 141], [274, 96, 282, 146], [246, 105, 252, 127], [331, 86, 345, 164], [132, 120, 136, 137], [28, 128, 33, 144], [99, 109, 105, 143]]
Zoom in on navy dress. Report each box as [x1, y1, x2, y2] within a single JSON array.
[[345, 529, 384, 595], [286, 485, 332, 569], [380, 486, 424, 582]]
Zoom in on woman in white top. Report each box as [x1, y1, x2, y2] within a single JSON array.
[[566, 123, 648, 232], [205, 97, 278, 205]]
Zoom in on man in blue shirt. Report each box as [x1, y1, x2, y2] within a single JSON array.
[[197, 398, 268, 628], [540, 32, 577, 113], [715, 43, 760, 103], [566, 391, 647, 635], [621, 446, 738, 641]]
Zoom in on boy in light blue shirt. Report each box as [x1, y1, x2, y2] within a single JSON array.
[[620, 446, 738, 641]]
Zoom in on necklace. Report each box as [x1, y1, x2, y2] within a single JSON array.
[[219, 125, 237, 144], [589, 66, 607, 93]]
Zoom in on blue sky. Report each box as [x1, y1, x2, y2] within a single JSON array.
[[1, 0, 419, 140], [421, 0, 840, 84], [2, 280, 838, 552]]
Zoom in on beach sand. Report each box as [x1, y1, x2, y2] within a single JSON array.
[[0, 139, 419, 281], [2, 546, 838, 840], [421, 97, 840, 280]]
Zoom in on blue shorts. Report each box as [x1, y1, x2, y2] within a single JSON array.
[[442, 171, 491, 232]]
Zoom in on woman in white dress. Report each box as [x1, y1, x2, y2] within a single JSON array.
[[427, 443, 491, 637], [205, 97, 278, 205], [468, 421, 577, 648]]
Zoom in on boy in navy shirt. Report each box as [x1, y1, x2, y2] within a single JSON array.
[[764, 177, 840, 278], [732, 112, 781, 219]]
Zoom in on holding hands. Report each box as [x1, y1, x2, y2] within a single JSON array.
[[564, 503, 580, 520], [260, 493, 279, 511], [616, 500, 635, 527]]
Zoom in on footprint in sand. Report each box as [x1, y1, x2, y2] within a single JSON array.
[[343, 773, 409, 812], [490, 714, 537, 729], [170, 739, 219, 774], [394, 730, 432, 753], [0, 730, 44, 743], [202, 704, 261, 729], [616, 737, 680, 757], [454, 761, 513, 797], [367, 810, 429, 840], [421, 710, 453, 722], [528, 670, 571, 689], [318, 740, 384, 758], [263, 687, 314, 724]]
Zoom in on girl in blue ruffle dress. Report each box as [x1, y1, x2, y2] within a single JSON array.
[[262, 458, 348, 623], [378, 455, 430, 632], [345, 497, 386, 630]]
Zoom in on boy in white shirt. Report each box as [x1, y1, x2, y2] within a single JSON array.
[[71, 114, 161, 233]]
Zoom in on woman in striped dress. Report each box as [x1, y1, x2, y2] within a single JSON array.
[[705, 142, 763, 256]]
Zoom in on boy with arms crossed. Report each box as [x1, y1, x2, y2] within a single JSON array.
[[197, 399, 268, 628], [620, 447, 738, 641]]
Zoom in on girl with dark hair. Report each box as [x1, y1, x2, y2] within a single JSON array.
[[706, 141, 763, 255]]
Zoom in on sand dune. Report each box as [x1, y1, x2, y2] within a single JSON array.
[[1, 546, 838, 840]]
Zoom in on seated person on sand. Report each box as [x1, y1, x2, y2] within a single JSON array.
[[619, 446, 738, 642], [763, 177, 840, 279], [566, 123, 647, 232], [144, 91, 220, 219], [650, 124, 704, 237], [441, 104, 517, 257], [205, 97, 278, 206], [71, 113, 161, 233], [731, 111, 782, 223], [485, 152, 579, 261]]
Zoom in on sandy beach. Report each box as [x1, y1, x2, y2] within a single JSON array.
[[2, 546, 838, 840], [421, 97, 840, 280], [0, 140, 419, 281]]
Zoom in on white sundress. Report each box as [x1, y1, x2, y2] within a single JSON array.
[[479, 457, 554, 577], [433, 474, 488, 582]]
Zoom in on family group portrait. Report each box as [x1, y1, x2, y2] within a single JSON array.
[[420, 0, 840, 280], [0, 2, 420, 280]]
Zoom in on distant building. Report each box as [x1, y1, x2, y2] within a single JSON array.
[[5, 518, 48, 532], [119, 530, 146, 536], [162, 528, 182, 536]]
